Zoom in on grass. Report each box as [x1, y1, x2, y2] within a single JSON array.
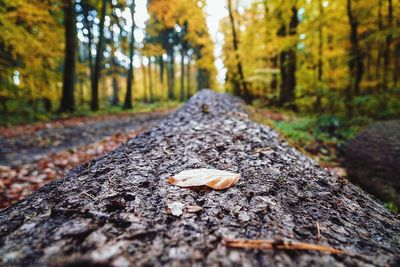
[[0, 101, 182, 127], [250, 106, 371, 164]]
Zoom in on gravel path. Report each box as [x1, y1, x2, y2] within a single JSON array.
[[0, 90, 399, 266]]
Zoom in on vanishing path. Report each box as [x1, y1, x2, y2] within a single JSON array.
[[0, 111, 171, 166]]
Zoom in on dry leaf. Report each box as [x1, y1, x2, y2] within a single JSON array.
[[187, 205, 203, 213], [168, 168, 240, 190]]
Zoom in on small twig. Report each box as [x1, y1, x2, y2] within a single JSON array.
[[163, 146, 173, 155], [81, 191, 96, 200], [107, 171, 117, 184], [224, 239, 345, 255], [316, 222, 321, 240]]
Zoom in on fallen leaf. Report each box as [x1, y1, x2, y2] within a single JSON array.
[[167, 201, 184, 216], [168, 168, 240, 190], [187, 205, 203, 213]]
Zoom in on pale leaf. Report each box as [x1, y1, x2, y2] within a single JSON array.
[[168, 168, 240, 190]]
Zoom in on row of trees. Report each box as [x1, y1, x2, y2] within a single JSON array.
[[0, 0, 216, 115], [223, 0, 400, 118]]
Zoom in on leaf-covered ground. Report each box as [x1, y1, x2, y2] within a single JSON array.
[[0, 111, 171, 208]]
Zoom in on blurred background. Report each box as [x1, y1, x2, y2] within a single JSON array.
[[0, 0, 399, 210]]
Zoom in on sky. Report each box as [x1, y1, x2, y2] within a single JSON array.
[[205, 0, 229, 84]]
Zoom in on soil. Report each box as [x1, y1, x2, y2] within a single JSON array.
[[0, 90, 399, 266]]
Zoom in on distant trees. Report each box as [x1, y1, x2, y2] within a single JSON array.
[[0, 0, 216, 121], [147, 0, 216, 101], [222, 0, 400, 118]]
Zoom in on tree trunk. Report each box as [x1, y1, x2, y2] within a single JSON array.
[[83, 5, 94, 90], [376, 0, 383, 90], [227, 0, 251, 103], [0, 90, 399, 266], [141, 57, 148, 102], [279, 6, 298, 109], [346, 0, 363, 118], [382, 0, 393, 105], [186, 54, 192, 98], [314, 0, 324, 113], [148, 57, 154, 103], [60, 0, 76, 112], [124, 0, 136, 109], [180, 48, 185, 101], [394, 42, 400, 87], [159, 56, 164, 87], [91, 0, 107, 111], [111, 27, 119, 106], [167, 49, 175, 100]]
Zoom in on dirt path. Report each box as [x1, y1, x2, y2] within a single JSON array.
[[0, 111, 172, 208], [0, 111, 170, 166]]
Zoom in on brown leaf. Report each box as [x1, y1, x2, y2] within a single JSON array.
[[167, 168, 240, 190]]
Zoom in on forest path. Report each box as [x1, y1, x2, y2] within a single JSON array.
[[0, 111, 171, 166], [0, 110, 173, 208]]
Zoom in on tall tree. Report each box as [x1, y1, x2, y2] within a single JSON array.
[[279, 5, 299, 108], [346, 0, 364, 117], [82, 1, 94, 91], [382, 0, 393, 94], [314, 0, 324, 112], [227, 0, 251, 103], [148, 57, 154, 102], [124, 0, 136, 109], [60, 0, 77, 112], [110, 22, 119, 106], [91, 0, 107, 111]]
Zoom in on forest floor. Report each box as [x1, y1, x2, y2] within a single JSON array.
[[249, 107, 371, 179], [0, 110, 174, 208]]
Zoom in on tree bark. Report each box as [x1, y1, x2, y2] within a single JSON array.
[[227, 0, 251, 103], [124, 0, 136, 109], [91, 0, 107, 111], [0, 90, 399, 266], [60, 0, 76, 112]]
